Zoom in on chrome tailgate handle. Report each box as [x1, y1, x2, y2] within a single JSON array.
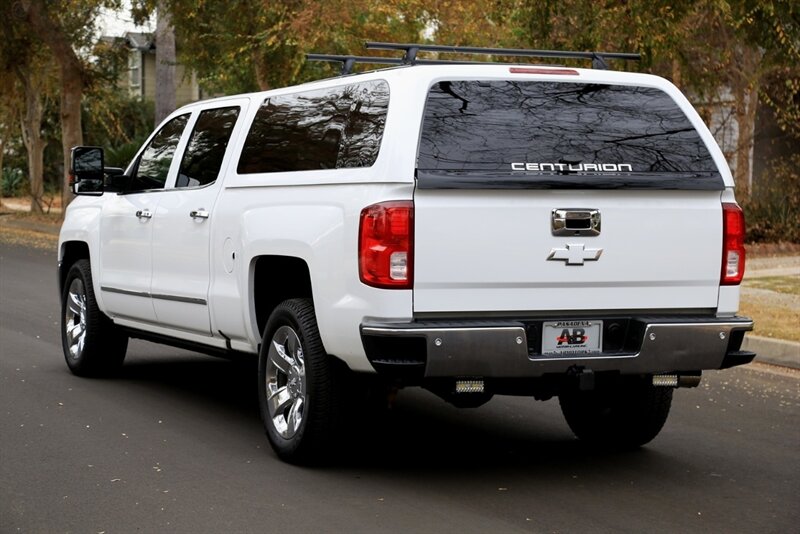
[[552, 208, 601, 236]]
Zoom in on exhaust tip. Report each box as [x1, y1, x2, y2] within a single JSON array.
[[653, 374, 679, 387], [455, 379, 485, 394], [653, 374, 702, 388]]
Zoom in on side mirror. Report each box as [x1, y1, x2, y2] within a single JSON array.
[[70, 146, 105, 195]]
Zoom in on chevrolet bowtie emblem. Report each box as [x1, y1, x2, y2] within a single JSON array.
[[547, 244, 603, 265]]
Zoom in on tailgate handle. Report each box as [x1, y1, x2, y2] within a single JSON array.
[[552, 209, 601, 236]]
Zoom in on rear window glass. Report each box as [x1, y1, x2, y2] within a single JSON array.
[[418, 81, 721, 189], [237, 80, 389, 174]]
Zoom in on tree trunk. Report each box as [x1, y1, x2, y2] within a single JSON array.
[[0, 135, 5, 209], [59, 65, 83, 210], [671, 58, 682, 89], [743, 83, 759, 194], [253, 52, 271, 91], [155, 0, 176, 124], [18, 71, 44, 214], [0, 135, 5, 185], [20, 0, 84, 214], [732, 47, 762, 198]]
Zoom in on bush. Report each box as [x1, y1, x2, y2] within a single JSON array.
[[741, 154, 800, 243], [82, 94, 154, 171], [106, 138, 148, 169], [1, 168, 26, 197]]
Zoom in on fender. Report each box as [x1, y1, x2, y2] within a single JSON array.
[[208, 182, 414, 370], [58, 197, 105, 309]]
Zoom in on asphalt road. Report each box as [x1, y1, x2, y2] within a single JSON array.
[[2, 241, 799, 533]]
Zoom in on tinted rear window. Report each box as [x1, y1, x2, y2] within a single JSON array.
[[418, 81, 722, 189], [238, 80, 389, 174]]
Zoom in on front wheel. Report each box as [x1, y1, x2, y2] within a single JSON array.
[[558, 379, 673, 449], [61, 259, 128, 376], [258, 299, 343, 463]]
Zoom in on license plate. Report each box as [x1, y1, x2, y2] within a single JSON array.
[[541, 320, 603, 356]]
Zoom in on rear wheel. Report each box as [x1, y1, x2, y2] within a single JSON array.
[[558, 379, 673, 449], [258, 298, 343, 463], [61, 259, 128, 376]]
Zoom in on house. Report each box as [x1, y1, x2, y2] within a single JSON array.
[[123, 32, 208, 106]]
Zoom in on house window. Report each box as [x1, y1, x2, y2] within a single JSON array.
[[128, 51, 142, 96]]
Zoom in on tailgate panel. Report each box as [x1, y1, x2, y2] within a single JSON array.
[[413, 189, 721, 313]]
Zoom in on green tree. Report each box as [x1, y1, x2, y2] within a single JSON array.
[[1, 3, 60, 212], [132, 0, 435, 95], [0, 75, 24, 206], [16, 0, 123, 211], [505, 0, 799, 196], [82, 33, 156, 167]]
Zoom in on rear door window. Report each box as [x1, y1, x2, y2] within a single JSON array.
[[418, 81, 722, 189]]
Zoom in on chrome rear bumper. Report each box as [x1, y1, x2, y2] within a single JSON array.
[[360, 316, 754, 378]]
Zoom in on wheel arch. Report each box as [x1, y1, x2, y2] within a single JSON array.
[[251, 255, 313, 338], [59, 241, 91, 296]]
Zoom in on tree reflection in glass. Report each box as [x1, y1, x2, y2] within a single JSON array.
[[132, 114, 190, 190], [238, 81, 389, 174], [419, 81, 717, 175]]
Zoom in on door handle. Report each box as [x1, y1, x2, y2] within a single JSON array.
[[135, 209, 152, 219], [190, 209, 210, 220]]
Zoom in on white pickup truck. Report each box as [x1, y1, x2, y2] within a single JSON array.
[[59, 43, 754, 462]]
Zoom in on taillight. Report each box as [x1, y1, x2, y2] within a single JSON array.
[[721, 203, 746, 285], [359, 201, 413, 289]]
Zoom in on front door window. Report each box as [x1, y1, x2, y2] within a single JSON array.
[[130, 114, 190, 191]]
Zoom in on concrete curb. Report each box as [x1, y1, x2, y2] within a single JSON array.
[[743, 335, 800, 370]]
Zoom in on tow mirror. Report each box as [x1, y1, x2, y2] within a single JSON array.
[[70, 146, 105, 195]]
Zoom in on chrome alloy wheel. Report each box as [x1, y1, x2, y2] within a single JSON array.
[[266, 325, 307, 439], [64, 278, 88, 360]]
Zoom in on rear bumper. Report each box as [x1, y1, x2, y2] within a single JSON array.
[[360, 316, 754, 379]]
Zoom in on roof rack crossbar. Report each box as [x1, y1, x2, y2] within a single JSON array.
[[307, 43, 640, 76], [306, 54, 404, 75], [306, 53, 568, 74], [365, 41, 640, 69]]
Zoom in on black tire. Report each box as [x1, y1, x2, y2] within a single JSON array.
[[258, 298, 343, 463], [61, 259, 128, 376], [558, 379, 673, 449]]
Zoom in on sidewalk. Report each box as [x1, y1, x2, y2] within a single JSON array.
[[2, 207, 798, 370]]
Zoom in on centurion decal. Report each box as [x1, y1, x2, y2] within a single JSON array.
[[511, 162, 634, 172]]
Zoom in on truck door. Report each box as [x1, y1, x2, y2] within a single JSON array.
[[99, 113, 190, 323], [150, 102, 246, 334]]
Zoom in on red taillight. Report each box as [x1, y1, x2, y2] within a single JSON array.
[[721, 203, 746, 285], [359, 201, 413, 289]]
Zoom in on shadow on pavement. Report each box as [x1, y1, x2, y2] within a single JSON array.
[[107, 347, 670, 474]]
